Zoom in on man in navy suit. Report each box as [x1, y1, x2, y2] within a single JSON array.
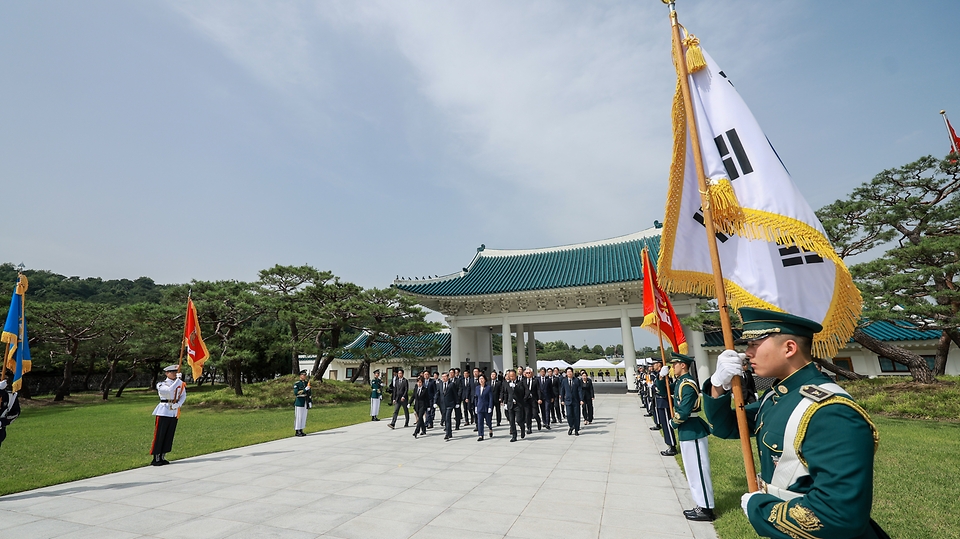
[[439, 370, 461, 441], [559, 367, 584, 435], [424, 371, 438, 429], [489, 370, 503, 426], [536, 367, 553, 430], [501, 369, 527, 442]]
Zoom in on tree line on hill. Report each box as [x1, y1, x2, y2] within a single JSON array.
[[0, 264, 440, 401]]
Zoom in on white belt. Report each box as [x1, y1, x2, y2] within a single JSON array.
[[757, 477, 802, 501]]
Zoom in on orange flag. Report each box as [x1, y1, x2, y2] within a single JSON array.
[[641, 248, 688, 354], [184, 299, 210, 381]]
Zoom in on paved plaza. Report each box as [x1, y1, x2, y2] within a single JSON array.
[[0, 387, 718, 539]]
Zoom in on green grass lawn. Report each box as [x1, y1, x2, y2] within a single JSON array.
[[704, 416, 960, 539], [0, 385, 373, 496]]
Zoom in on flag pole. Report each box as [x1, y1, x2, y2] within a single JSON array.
[[666, 0, 758, 491], [941, 110, 960, 154], [176, 291, 191, 374], [656, 331, 676, 420]]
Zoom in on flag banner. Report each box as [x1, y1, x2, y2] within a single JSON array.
[[657, 35, 861, 359], [640, 248, 688, 355], [184, 298, 209, 381], [1, 275, 32, 391], [944, 112, 960, 154]]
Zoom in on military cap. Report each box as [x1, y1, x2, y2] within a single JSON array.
[[669, 352, 695, 365], [299, 370, 307, 375], [735, 307, 822, 344], [373, 369, 380, 375], [163, 365, 179, 372]]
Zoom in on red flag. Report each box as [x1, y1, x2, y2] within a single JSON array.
[[640, 248, 688, 354], [942, 110, 960, 156], [184, 299, 209, 381]]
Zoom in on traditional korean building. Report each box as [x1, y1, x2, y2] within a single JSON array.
[[392, 227, 711, 390]]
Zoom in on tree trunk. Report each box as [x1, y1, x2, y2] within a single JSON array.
[[311, 326, 341, 383], [231, 360, 243, 396], [813, 357, 866, 381], [54, 342, 80, 401], [289, 317, 299, 375], [116, 369, 138, 398], [82, 354, 97, 391], [349, 361, 369, 383], [100, 357, 121, 400], [852, 327, 936, 383], [935, 331, 951, 376]]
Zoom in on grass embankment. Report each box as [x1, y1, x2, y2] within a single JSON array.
[[0, 378, 372, 497], [702, 377, 960, 539]]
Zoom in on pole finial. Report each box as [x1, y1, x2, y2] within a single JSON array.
[[941, 110, 947, 115]]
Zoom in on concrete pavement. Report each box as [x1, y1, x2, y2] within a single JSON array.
[[0, 386, 718, 539]]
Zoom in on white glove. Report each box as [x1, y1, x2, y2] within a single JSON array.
[[659, 366, 670, 377], [711, 350, 745, 390], [741, 491, 761, 516]]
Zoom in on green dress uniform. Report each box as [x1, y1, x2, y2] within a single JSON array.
[[293, 377, 311, 436], [370, 377, 383, 420], [703, 307, 885, 538], [669, 355, 715, 519]]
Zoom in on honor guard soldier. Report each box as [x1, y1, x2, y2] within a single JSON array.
[[0, 379, 21, 449], [669, 353, 715, 522], [150, 365, 185, 466], [651, 360, 678, 456], [704, 307, 887, 539], [370, 369, 383, 421], [294, 370, 311, 437]]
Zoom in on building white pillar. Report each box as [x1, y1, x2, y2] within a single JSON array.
[[621, 310, 638, 392], [516, 324, 526, 370], [685, 327, 710, 384], [527, 328, 537, 368], [449, 322, 462, 371], [502, 319, 514, 372]]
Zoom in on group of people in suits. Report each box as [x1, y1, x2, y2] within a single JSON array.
[[380, 365, 598, 443]]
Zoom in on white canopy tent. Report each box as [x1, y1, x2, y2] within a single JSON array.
[[571, 358, 625, 371], [535, 360, 573, 371]]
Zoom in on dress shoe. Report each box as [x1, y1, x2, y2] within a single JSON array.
[[477, 436, 483, 442], [568, 429, 573, 436], [574, 431, 579, 436], [537, 425, 541, 431], [150, 460, 163, 466], [660, 447, 678, 456], [489, 431, 493, 438], [545, 425, 551, 430], [650, 425, 662, 431], [643, 413, 653, 417], [684, 507, 715, 522], [388, 424, 395, 429], [413, 432, 418, 439], [527, 429, 532, 435], [510, 437, 517, 442], [473, 428, 478, 432]]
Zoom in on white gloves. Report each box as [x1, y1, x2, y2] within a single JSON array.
[[659, 366, 670, 377], [711, 350, 745, 390], [741, 491, 761, 516]]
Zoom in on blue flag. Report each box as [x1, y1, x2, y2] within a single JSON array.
[[2, 275, 31, 392]]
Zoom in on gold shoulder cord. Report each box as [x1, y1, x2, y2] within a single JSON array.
[[795, 396, 879, 467]]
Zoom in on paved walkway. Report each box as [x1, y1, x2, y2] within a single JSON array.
[[0, 389, 718, 539]]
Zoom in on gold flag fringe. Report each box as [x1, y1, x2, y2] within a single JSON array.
[[657, 76, 862, 360], [708, 177, 745, 233]]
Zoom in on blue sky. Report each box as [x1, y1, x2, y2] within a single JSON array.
[[2, 1, 957, 347]]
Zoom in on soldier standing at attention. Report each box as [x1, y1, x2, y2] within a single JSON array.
[[704, 307, 887, 538], [669, 353, 715, 522], [293, 370, 311, 437], [0, 379, 21, 449], [150, 365, 185, 466], [370, 369, 383, 421]]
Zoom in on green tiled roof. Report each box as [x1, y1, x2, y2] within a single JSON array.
[[702, 321, 940, 347], [339, 331, 451, 360], [394, 229, 661, 297]]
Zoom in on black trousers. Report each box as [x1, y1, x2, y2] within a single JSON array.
[[151, 416, 178, 455], [506, 405, 524, 439], [391, 400, 409, 426], [581, 399, 594, 423], [426, 400, 436, 427], [443, 406, 455, 438], [0, 428, 6, 448], [538, 400, 551, 427], [414, 406, 428, 435], [565, 402, 580, 433], [463, 401, 475, 424], [494, 401, 502, 424], [453, 402, 462, 428], [553, 398, 564, 420], [523, 400, 540, 431], [655, 405, 677, 446]]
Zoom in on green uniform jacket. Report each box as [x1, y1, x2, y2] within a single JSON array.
[[294, 380, 311, 407], [702, 363, 881, 539], [670, 373, 709, 441], [370, 378, 382, 399]]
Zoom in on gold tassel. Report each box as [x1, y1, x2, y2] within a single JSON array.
[[683, 34, 707, 73], [708, 178, 745, 234]]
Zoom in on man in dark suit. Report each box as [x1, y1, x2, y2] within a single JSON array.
[[550, 368, 564, 422], [559, 366, 584, 435], [388, 369, 410, 429], [425, 371, 438, 429], [489, 370, 503, 426], [501, 369, 527, 442], [451, 368, 463, 429], [536, 367, 553, 430], [520, 367, 541, 434], [462, 369, 476, 427], [439, 371, 461, 441], [412, 376, 431, 438]]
